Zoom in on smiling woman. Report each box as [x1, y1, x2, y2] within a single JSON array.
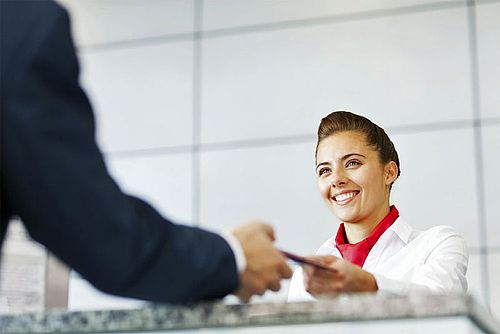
[[287, 111, 468, 301]]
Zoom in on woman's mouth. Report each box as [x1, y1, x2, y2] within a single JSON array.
[[332, 191, 359, 206]]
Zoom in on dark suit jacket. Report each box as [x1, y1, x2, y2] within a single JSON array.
[[0, 0, 238, 303]]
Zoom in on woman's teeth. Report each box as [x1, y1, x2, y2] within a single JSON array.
[[334, 192, 357, 202]]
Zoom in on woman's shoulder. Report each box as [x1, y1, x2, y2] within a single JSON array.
[[408, 223, 467, 251], [396, 216, 462, 239], [417, 224, 463, 239]]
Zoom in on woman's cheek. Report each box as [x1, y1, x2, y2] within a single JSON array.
[[317, 179, 325, 194], [318, 181, 330, 200]]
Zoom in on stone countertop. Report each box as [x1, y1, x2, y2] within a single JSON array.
[[0, 293, 499, 333]]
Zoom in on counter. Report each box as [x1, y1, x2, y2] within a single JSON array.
[[1, 293, 498, 333]]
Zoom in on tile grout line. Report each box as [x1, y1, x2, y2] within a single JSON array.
[[191, 0, 203, 227], [199, 1, 467, 40], [78, 1, 471, 53], [104, 118, 500, 159], [467, 0, 491, 309], [469, 247, 500, 255]]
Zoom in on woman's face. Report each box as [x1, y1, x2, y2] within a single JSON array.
[[315, 131, 396, 226]]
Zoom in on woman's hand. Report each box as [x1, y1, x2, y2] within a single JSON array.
[[302, 256, 378, 297]]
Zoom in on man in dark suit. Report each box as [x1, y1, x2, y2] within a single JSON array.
[[0, 0, 291, 303]]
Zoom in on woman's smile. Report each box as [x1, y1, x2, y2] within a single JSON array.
[[332, 190, 360, 205]]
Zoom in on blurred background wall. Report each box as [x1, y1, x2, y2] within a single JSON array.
[[1, 0, 498, 317]]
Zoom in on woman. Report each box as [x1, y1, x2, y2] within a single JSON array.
[[288, 111, 468, 301]]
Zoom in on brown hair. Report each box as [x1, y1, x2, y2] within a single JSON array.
[[316, 110, 401, 184]]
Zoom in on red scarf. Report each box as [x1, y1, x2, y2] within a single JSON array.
[[335, 206, 399, 267]]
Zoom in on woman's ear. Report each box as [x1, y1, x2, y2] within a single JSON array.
[[384, 161, 398, 185]]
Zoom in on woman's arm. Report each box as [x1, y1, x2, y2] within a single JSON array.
[[301, 256, 377, 297], [299, 231, 468, 297]]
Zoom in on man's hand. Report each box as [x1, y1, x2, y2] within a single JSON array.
[[302, 256, 377, 297], [231, 222, 292, 302]]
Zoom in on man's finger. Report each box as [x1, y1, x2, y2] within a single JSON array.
[[302, 264, 315, 278], [278, 260, 293, 278], [322, 255, 339, 264], [259, 223, 275, 241], [268, 280, 281, 292]]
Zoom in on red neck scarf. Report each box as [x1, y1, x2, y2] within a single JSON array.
[[335, 205, 399, 267]]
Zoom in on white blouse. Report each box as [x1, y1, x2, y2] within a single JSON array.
[[287, 217, 468, 302]]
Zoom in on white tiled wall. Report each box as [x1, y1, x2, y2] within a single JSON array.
[[201, 6, 472, 144], [106, 153, 194, 224], [79, 42, 194, 153], [466, 252, 485, 307], [488, 253, 500, 319], [58, 0, 194, 47], [54, 0, 499, 316], [476, 2, 500, 119], [202, 0, 463, 31], [482, 124, 500, 248], [390, 127, 480, 248]]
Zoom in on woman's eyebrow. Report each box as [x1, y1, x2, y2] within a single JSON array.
[[341, 153, 366, 160], [316, 161, 330, 169], [316, 153, 366, 169]]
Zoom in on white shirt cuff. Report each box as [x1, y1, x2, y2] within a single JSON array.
[[221, 231, 246, 273]]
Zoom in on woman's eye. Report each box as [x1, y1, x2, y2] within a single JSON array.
[[318, 167, 330, 176], [346, 160, 360, 168]]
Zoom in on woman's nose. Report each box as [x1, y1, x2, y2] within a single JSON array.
[[330, 169, 347, 187]]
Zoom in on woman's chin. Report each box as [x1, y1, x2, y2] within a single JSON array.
[[332, 208, 360, 223]]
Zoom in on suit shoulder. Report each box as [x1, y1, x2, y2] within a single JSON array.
[[1, 0, 65, 18], [1, 1, 71, 86]]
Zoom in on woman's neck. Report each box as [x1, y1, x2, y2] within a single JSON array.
[[344, 205, 390, 244]]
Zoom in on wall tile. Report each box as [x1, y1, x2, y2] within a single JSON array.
[[488, 252, 500, 321], [105, 153, 193, 224], [79, 42, 193, 153], [390, 127, 480, 248], [57, 0, 194, 47], [476, 2, 500, 119], [202, 0, 462, 31], [467, 252, 486, 307], [200, 142, 336, 255], [482, 125, 500, 248], [201, 8, 472, 144]]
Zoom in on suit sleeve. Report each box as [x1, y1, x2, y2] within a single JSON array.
[[1, 2, 239, 303]]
